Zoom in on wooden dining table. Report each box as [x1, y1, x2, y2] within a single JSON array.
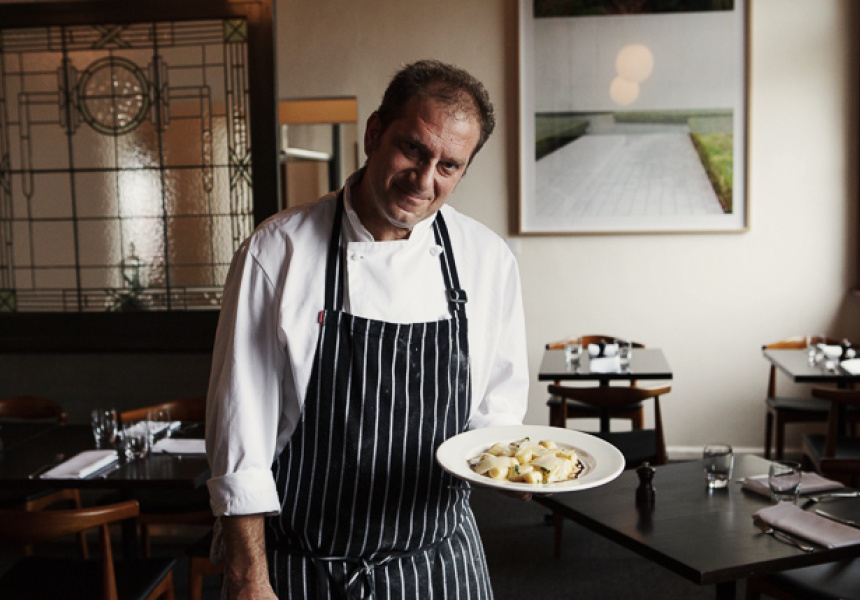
[[536, 454, 860, 600], [539, 347, 673, 431], [762, 348, 860, 387], [0, 423, 210, 557]]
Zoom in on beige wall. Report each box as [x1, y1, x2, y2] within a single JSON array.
[[279, 0, 860, 457]]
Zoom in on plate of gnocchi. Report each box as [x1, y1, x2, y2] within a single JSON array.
[[436, 425, 625, 493]]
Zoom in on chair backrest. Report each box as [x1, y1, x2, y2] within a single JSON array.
[[0, 500, 139, 600], [547, 384, 670, 464], [763, 336, 842, 397], [119, 396, 206, 425], [0, 396, 67, 424], [546, 334, 645, 351], [811, 387, 860, 461]]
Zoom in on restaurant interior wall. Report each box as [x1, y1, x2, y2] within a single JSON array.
[[1, 0, 858, 460]]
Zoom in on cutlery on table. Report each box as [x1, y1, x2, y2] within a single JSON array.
[[753, 517, 814, 552], [27, 453, 65, 479], [803, 491, 860, 506], [814, 509, 860, 529]]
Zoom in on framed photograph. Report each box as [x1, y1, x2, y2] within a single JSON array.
[[518, 0, 749, 234]]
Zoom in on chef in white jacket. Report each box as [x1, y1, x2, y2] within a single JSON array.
[[206, 59, 528, 600]]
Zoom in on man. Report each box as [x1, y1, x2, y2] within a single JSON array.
[[206, 59, 528, 599]]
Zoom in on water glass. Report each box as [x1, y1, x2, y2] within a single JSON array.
[[564, 338, 582, 366], [90, 408, 118, 449], [702, 444, 733, 488], [769, 460, 802, 503], [116, 423, 149, 462], [618, 340, 632, 370], [146, 408, 173, 445]]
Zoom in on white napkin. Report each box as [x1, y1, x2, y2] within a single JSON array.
[[819, 344, 844, 359], [124, 420, 182, 437], [841, 358, 860, 374], [742, 472, 844, 497], [754, 502, 860, 548], [41, 450, 118, 479], [588, 356, 621, 372], [151, 438, 206, 455], [588, 343, 619, 357]]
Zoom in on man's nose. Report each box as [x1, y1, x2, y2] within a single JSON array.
[[412, 162, 434, 193]]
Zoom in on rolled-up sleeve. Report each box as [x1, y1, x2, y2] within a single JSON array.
[[206, 243, 284, 517]]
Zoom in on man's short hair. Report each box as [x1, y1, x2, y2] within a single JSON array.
[[376, 59, 496, 160]]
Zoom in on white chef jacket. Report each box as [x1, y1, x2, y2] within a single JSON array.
[[206, 171, 529, 517]]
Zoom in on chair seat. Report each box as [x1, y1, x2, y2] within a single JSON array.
[[546, 396, 644, 413], [0, 556, 176, 600], [767, 396, 832, 413], [589, 429, 657, 468], [803, 433, 860, 461], [751, 559, 860, 600]]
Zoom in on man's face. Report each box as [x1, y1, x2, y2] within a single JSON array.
[[357, 95, 481, 240]]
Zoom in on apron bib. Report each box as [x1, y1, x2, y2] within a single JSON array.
[[265, 193, 493, 600]]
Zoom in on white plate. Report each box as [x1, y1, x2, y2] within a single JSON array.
[[436, 425, 625, 494]]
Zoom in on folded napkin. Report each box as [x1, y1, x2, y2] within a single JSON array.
[[124, 420, 182, 437], [151, 438, 206, 455], [41, 450, 118, 479], [818, 344, 844, 359], [841, 358, 860, 375], [588, 343, 619, 358], [588, 356, 621, 372], [754, 502, 860, 548], [742, 472, 844, 497]]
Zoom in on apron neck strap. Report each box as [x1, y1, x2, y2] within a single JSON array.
[[324, 191, 467, 314]]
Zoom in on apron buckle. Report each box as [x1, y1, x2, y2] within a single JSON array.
[[448, 289, 468, 303]]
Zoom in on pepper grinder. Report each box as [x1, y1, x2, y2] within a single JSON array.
[[636, 462, 656, 508]]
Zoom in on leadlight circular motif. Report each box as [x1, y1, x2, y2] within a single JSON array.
[[77, 57, 150, 135]]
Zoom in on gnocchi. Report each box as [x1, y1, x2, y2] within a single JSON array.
[[468, 438, 584, 484]]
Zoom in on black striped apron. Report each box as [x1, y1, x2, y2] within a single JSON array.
[[266, 194, 493, 600]]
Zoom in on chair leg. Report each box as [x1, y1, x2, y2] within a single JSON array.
[[774, 416, 785, 460], [145, 568, 175, 600], [189, 556, 225, 600], [764, 412, 773, 460], [632, 407, 644, 431], [142, 523, 152, 558]]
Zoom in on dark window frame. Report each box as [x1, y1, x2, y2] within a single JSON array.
[[0, 0, 278, 352]]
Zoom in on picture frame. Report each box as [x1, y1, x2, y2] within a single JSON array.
[[517, 0, 749, 235]]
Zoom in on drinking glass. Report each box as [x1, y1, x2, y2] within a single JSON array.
[[90, 408, 118, 449], [146, 408, 173, 446], [618, 340, 633, 370], [702, 444, 733, 489], [120, 422, 148, 460], [769, 460, 802, 503], [564, 338, 582, 366]]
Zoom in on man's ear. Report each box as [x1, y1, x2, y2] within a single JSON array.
[[364, 111, 382, 156]]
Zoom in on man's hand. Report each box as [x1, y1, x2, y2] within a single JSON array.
[[222, 514, 278, 600]]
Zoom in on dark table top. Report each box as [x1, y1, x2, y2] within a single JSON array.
[[0, 421, 59, 452], [0, 423, 210, 491], [538, 347, 673, 383], [536, 455, 860, 593], [763, 348, 860, 385]]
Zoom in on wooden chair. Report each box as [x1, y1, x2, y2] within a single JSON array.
[[546, 335, 646, 431], [186, 529, 224, 600], [763, 336, 843, 460], [115, 397, 213, 557], [801, 387, 860, 488], [0, 500, 176, 600], [0, 395, 87, 558], [745, 558, 860, 600], [0, 395, 67, 423], [546, 384, 671, 557]]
